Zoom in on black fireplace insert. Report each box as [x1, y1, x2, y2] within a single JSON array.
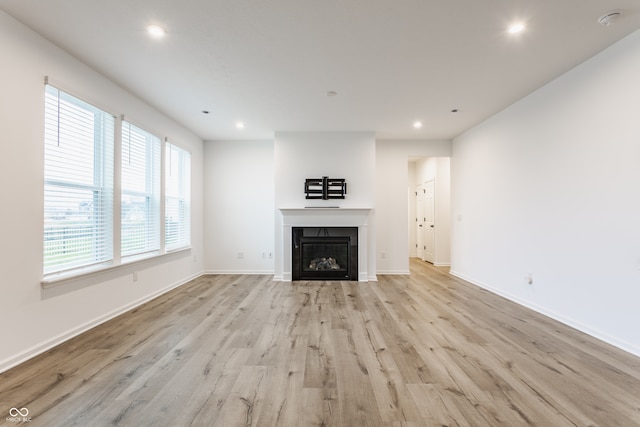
[[292, 227, 358, 281]]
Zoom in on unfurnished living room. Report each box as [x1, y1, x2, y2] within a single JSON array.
[[1, 1, 640, 426]]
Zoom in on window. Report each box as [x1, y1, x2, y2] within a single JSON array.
[[43, 83, 192, 282], [121, 121, 161, 259], [165, 143, 191, 250], [43, 85, 115, 275]]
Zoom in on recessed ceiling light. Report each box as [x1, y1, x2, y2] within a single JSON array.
[[507, 22, 525, 34], [598, 11, 622, 26], [147, 25, 166, 38], [236, 121, 245, 129], [413, 121, 423, 129]]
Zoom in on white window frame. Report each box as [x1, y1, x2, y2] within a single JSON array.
[[121, 120, 161, 261], [42, 81, 192, 286], [43, 84, 115, 277], [165, 142, 191, 251]]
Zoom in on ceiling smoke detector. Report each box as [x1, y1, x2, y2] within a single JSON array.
[[598, 11, 622, 26]]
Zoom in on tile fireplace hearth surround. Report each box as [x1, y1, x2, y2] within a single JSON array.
[[278, 208, 372, 282]]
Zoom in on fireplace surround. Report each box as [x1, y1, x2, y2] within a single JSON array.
[[277, 208, 372, 282]]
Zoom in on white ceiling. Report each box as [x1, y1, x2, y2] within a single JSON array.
[[2, 1, 639, 141]]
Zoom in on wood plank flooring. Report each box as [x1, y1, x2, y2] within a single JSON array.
[[1, 259, 640, 426]]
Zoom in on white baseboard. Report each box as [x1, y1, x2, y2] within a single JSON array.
[[376, 270, 411, 275], [449, 270, 640, 358], [0, 271, 203, 374], [203, 270, 275, 275]]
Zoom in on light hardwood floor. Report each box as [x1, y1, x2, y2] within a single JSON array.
[[1, 259, 640, 426]]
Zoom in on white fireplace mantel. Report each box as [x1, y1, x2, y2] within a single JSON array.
[[278, 207, 373, 281]]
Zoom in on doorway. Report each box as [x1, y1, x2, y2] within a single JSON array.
[[409, 157, 450, 267]]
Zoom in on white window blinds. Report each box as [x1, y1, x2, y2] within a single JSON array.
[[165, 143, 191, 250], [121, 121, 161, 259], [43, 84, 115, 275]]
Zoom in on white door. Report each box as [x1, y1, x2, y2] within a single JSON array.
[[423, 180, 435, 263], [416, 186, 425, 259]]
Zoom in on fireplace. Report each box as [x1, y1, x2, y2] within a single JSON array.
[[277, 208, 372, 282], [292, 227, 358, 281]]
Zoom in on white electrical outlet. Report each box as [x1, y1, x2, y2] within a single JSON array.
[[237, 252, 244, 259], [133, 271, 138, 282], [526, 273, 533, 285]]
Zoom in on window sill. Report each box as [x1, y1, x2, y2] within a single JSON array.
[[41, 247, 191, 288]]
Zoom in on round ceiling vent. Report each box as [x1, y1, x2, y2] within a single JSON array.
[[598, 11, 622, 26]]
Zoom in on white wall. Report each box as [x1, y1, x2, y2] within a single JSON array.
[[0, 10, 204, 372], [205, 135, 453, 279], [376, 141, 451, 274], [413, 157, 451, 266], [435, 158, 451, 266], [274, 132, 376, 208], [273, 132, 376, 280], [203, 140, 274, 273], [451, 29, 640, 356]]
